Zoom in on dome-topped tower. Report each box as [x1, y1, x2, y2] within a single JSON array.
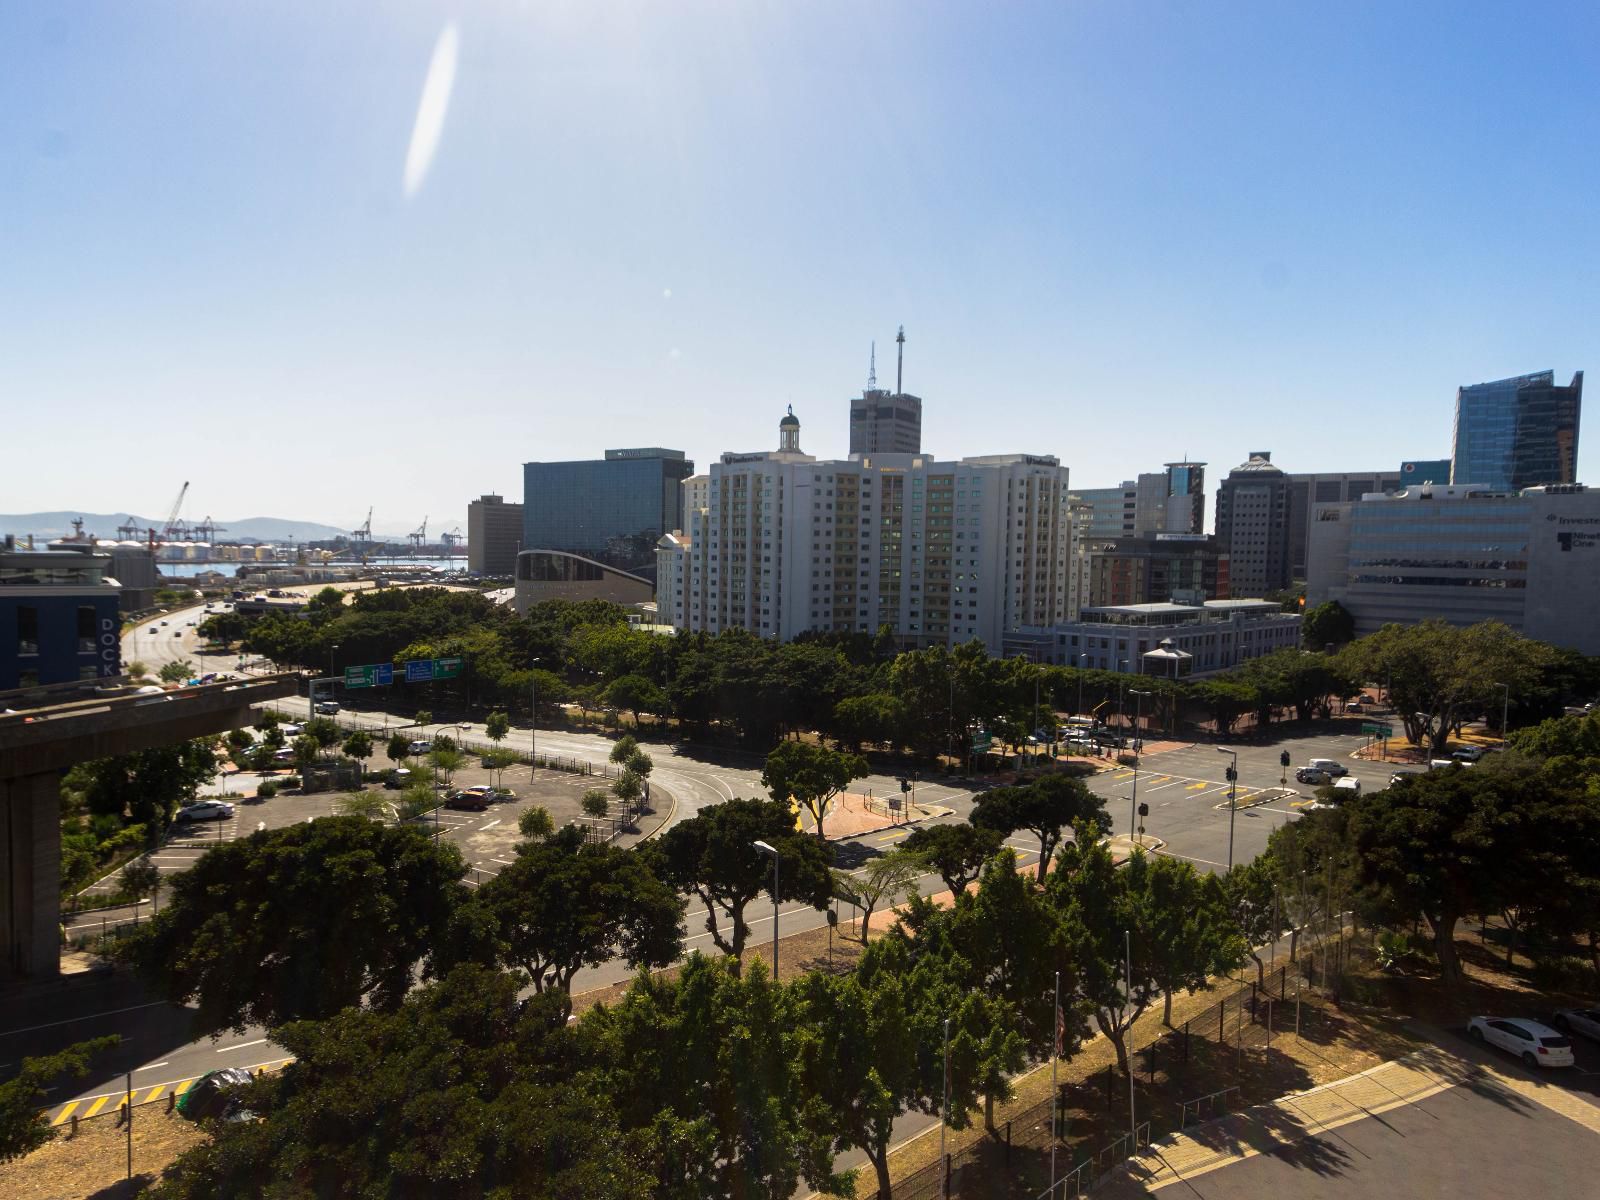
[[778, 405, 801, 452]]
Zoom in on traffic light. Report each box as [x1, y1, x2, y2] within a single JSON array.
[[1225, 766, 1237, 782], [899, 778, 910, 793], [1137, 802, 1149, 819], [1280, 750, 1291, 768]]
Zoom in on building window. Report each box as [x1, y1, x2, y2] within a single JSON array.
[[78, 605, 98, 653], [16, 605, 38, 656]]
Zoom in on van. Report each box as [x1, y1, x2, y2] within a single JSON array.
[[1333, 777, 1362, 796], [1308, 758, 1347, 777]]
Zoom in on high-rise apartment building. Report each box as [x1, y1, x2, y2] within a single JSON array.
[[1213, 452, 1293, 597], [1307, 482, 1600, 655], [523, 447, 694, 580], [467, 494, 524, 576], [1452, 370, 1582, 492], [657, 409, 1073, 652], [1164, 460, 1207, 535], [681, 475, 710, 519], [848, 328, 922, 455], [1084, 533, 1229, 608]]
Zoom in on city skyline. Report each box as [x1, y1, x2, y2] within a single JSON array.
[[3, 2, 1597, 526]]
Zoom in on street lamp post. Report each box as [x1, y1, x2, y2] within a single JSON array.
[[753, 840, 779, 978], [1217, 747, 1239, 871], [940, 1015, 951, 1200], [529, 656, 541, 768], [1076, 652, 1088, 718], [1128, 689, 1150, 843]]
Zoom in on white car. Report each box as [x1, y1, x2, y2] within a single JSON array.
[[280, 723, 303, 737], [1551, 1008, 1600, 1043], [177, 800, 236, 823], [1467, 1016, 1574, 1068]]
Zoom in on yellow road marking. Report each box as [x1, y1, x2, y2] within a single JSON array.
[[143, 1085, 164, 1103], [1112, 771, 1134, 780], [175, 1079, 194, 1095], [876, 832, 905, 843], [82, 1095, 110, 1118], [52, 1101, 78, 1126], [1185, 782, 1209, 791]]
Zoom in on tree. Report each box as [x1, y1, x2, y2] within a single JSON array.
[[430, 745, 464, 788], [71, 739, 219, 836], [972, 774, 1108, 881], [225, 727, 254, 760], [604, 675, 667, 728], [1137, 855, 1241, 1024], [1350, 758, 1583, 987], [341, 729, 373, 764], [609, 734, 639, 766], [482, 747, 518, 789], [761, 741, 868, 842], [337, 791, 392, 821], [582, 790, 610, 820], [484, 709, 510, 754], [831, 693, 906, 751], [625, 748, 653, 782], [834, 849, 922, 942], [517, 805, 554, 844], [1344, 619, 1555, 753], [305, 716, 342, 748], [126, 659, 149, 680], [900, 823, 1005, 897], [1302, 600, 1356, 650], [292, 733, 320, 768], [386, 732, 411, 765], [588, 956, 840, 1200], [159, 659, 193, 683], [1224, 852, 1288, 988], [152, 967, 653, 1200], [1045, 839, 1161, 1077], [0, 1037, 119, 1163], [447, 839, 683, 1017], [647, 798, 834, 972], [119, 855, 163, 911], [116, 815, 465, 1034]]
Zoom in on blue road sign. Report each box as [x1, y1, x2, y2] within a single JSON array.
[[404, 659, 435, 683]]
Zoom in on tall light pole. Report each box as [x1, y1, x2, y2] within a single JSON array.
[[940, 1015, 951, 1200], [1076, 652, 1088, 718], [1128, 689, 1150, 843], [529, 656, 541, 767], [753, 840, 779, 978], [1217, 747, 1239, 871], [1050, 969, 1061, 1190], [1494, 681, 1510, 741], [1125, 929, 1137, 1149]]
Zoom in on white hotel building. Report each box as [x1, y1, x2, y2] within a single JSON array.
[[656, 408, 1075, 652]]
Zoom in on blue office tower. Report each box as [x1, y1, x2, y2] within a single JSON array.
[[523, 448, 693, 580], [1452, 370, 1582, 491]]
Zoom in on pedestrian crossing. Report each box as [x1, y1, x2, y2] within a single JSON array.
[[47, 1058, 293, 1126]]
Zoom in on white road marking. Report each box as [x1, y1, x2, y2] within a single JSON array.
[[478, 819, 500, 831], [219, 1039, 267, 1052], [0, 1001, 168, 1039], [137, 1061, 170, 1072]]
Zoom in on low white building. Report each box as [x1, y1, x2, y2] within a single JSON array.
[[1005, 599, 1302, 676]]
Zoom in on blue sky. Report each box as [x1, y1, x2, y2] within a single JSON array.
[[3, 2, 1596, 534]]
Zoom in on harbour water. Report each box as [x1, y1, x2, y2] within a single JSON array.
[[158, 556, 467, 579]]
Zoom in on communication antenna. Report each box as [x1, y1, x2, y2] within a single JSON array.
[[867, 342, 876, 391], [896, 325, 905, 395]]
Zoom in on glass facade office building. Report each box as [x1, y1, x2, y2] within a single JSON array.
[[523, 449, 693, 580], [1452, 370, 1582, 491]]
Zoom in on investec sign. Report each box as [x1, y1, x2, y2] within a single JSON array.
[[1547, 512, 1600, 552]]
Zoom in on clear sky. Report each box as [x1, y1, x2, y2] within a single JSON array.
[[3, 1, 1596, 535]]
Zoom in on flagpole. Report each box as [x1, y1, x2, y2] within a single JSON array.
[[1050, 968, 1061, 1192]]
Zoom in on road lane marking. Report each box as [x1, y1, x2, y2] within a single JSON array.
[[52, 1101, 78, 1125], [478, 819, 501, 830], [83, 1095, 110, 1118], [0, 1000, 168, 1039], [219, 1039, 267, 1052], [876, 832, 906, 843], [143, 1085, 164, 1103], [1185, 782, 1210, 791], [137, 1061, 169, 1072]]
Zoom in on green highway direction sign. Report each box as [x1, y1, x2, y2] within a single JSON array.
[[1361, 721, 1394, 738], [344, 663, 394, 689], [401, 656, 465, 684]]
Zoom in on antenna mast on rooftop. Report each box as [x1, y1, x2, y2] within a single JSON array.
[[867, 342, 876, 391], [896, 325, 905, 395]]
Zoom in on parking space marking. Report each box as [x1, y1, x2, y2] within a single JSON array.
[[1184, 781, 1210, 791], [478, 819, 500, 831]]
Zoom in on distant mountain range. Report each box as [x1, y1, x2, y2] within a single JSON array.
[[0, 511, 420, 544]]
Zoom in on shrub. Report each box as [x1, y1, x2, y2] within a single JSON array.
[[1530, 955, 1600, 994], [256, 781, 278, 799]]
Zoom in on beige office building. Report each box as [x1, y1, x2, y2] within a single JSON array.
[[467, 494, 523, 576]]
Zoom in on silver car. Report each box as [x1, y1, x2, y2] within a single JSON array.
[[1551, 1008, 1600, 1043], [178, 800, 235, 822]]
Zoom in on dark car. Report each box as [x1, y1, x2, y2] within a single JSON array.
[[176, 1067, 255, 1121], [445, 788, 491, 811]]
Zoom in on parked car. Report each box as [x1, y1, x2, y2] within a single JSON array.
[[177, 799, 235, 822], [1466, 1016, 1574, 1068], [1333, 777, 1362, 796], [1296, 766, 1331, 785], [315, 700, 339, 715], [407, 738, 432, 755], [384, 767, 413, 789], [1451, 745, 1493, 762], [1550, 1008, 1600, 1043], [445, 788, 491, 811], [1345, 700, 1365, 713], [176, 1067, 255, 1121], [280, 723, 303, 737]]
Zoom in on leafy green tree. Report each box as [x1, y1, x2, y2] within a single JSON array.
[[119, 855, 163, 911], [292, 733, 320, 768], [0, 1037, 119, 1163], [1351, 757, 1588, 986], [336, 791, 392, 821], [972, 774, 1108, 881], [517, 805, 554, 844], [588, 955, 840, 1199], [386, 732, 411, 765], [1224, 852, 1289, 988], [250, 743, 279, 773], [761, 740, 868, 842], [1193, 678, 1257, 737], [445, 839, 683, 1017], [609, 734, 639, 766], [341, 729, 373, 764], [831, 693, 906, 751], [255, 709, 279, 732], [116, 815, 465, 1033], [582, 791, 610, 820], [158, 659, 193, 683], [1137, 854, 1242, 1024], [304, 716, 341, 747], [482, 747, 518, 789], [625, 748, 653, 782], [612, 770, 642, 811], [604, 675, 667, 727], [647, 798, 834, 972], [429, 745, 464, 788], [900, 823, 1004, 897], [1302, 600, 1356, 650], [415, 708, 433, 728], [1045, 838, 1162, 1077], [484, 709, 510, 748], [1343, 619, 1555, 753], [70, 740, 219, 836], [834, 849, 922, 942], [224, 727, 254, 759], [397, 780, 439, 820], [125, 659, 149, 680], [152, 967, 653, 1200]]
